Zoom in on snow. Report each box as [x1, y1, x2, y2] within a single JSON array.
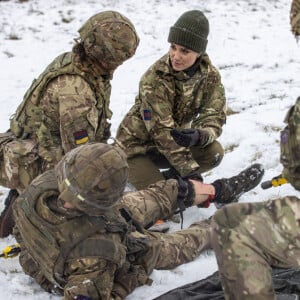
[[0, 0, 299, 299]]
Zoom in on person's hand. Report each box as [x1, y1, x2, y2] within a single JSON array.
[[171, 128, 209, 147], [170, 128, 200, 147]]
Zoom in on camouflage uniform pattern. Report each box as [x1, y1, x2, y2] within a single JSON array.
[[119, 181, 211, 270], [211, 196, 300, 300], [7, 53, 112, 192], [281, 97, 300, 189], [2, 138, 41, 191], [3, 11, 139, 193], [55, 142, 129, 212], [13, 172, 211, 300], [209, 4, 300, 299], [291, 0, 300, 37], [116, 53, 226, 182], [79, 11, 139, 71]]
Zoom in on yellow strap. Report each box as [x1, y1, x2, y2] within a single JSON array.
[[271, 177, 288, 187], [1, 244, 21, 259]]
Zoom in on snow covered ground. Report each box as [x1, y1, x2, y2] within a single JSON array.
[[0, 0, 299, 299]]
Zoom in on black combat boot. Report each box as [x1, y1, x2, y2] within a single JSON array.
[[0, 189, 19, 238], [212, 163, 264, 208]]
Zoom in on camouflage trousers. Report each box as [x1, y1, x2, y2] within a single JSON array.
[[145, 220, 211, 269], [119, 180, 212, 270], [127, 140, 224, 190], [211, 196, 300, 300]]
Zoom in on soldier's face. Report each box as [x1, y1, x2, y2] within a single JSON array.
[[169, 43, 200, 71]]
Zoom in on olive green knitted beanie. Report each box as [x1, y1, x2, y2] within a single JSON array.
[[168, 10, 209, 53]]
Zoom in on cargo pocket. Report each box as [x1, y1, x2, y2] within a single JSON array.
[[0, 131, 15, 188], [3, 139, 41, 192]]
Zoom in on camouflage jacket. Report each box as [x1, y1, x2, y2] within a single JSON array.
[[116, 53, 226, 176], [13, 170, 180, 300], [281, 97, 300, 190], [10, 52, 112, 168]]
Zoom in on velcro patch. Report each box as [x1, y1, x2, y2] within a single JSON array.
[[281, 130, 288, 144], [143, 109, 151, 121], [74, 129, 89, 145]]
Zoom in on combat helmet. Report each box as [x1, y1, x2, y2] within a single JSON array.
[[78, 11, 139, 70], [55, 143, 128, 214], [291, 0, 300, 38]]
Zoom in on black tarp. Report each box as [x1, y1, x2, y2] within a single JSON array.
[[154, 268, 300, 300]]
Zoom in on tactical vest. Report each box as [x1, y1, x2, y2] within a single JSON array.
[[280, 97, 300, 190], [10, 52, 112, 141], [13, 170, 128, 288]]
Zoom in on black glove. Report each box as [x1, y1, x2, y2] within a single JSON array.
[[161, 167, 180, 180], [171, 128, 210, 148], [182, 169, 203, 182], [170, 128, 200, 147], [176, 176, 194, 208], [198, 129, 210, 146]]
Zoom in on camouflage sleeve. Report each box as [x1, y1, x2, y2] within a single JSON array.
[[118, 179, 179, 228], [139, 75, 200, 176], [191, 68, 226, 146], [63, 257, 117, 300], [39, 74, 100, 154]]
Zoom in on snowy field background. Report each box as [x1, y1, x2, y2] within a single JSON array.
[[0, 0, 300, 299]]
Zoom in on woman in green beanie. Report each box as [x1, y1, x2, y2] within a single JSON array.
[[116, 10, 227, 191]]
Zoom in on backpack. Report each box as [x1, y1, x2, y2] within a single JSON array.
[[280, 97, 300, 190]]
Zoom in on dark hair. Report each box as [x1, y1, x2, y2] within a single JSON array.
[[72, 40, 87, 62]]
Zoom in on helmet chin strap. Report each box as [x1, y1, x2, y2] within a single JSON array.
[[61, 150, 86, 203], [63, 177, 85, 202]]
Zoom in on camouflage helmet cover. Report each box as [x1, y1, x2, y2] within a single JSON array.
[[55, 143, 128, 214], [79, 11, 139, 70], [291, 0, 300, 37]]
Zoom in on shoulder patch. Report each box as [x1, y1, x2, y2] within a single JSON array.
[[74, 129, 89, 145], [143, 109, 151, 121]]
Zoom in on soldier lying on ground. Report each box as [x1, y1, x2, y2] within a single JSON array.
[[210, 1, 300, 299], [115, 9, 227, 190], [0, 10, 139, 237], [13, 143, 264, 300]]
